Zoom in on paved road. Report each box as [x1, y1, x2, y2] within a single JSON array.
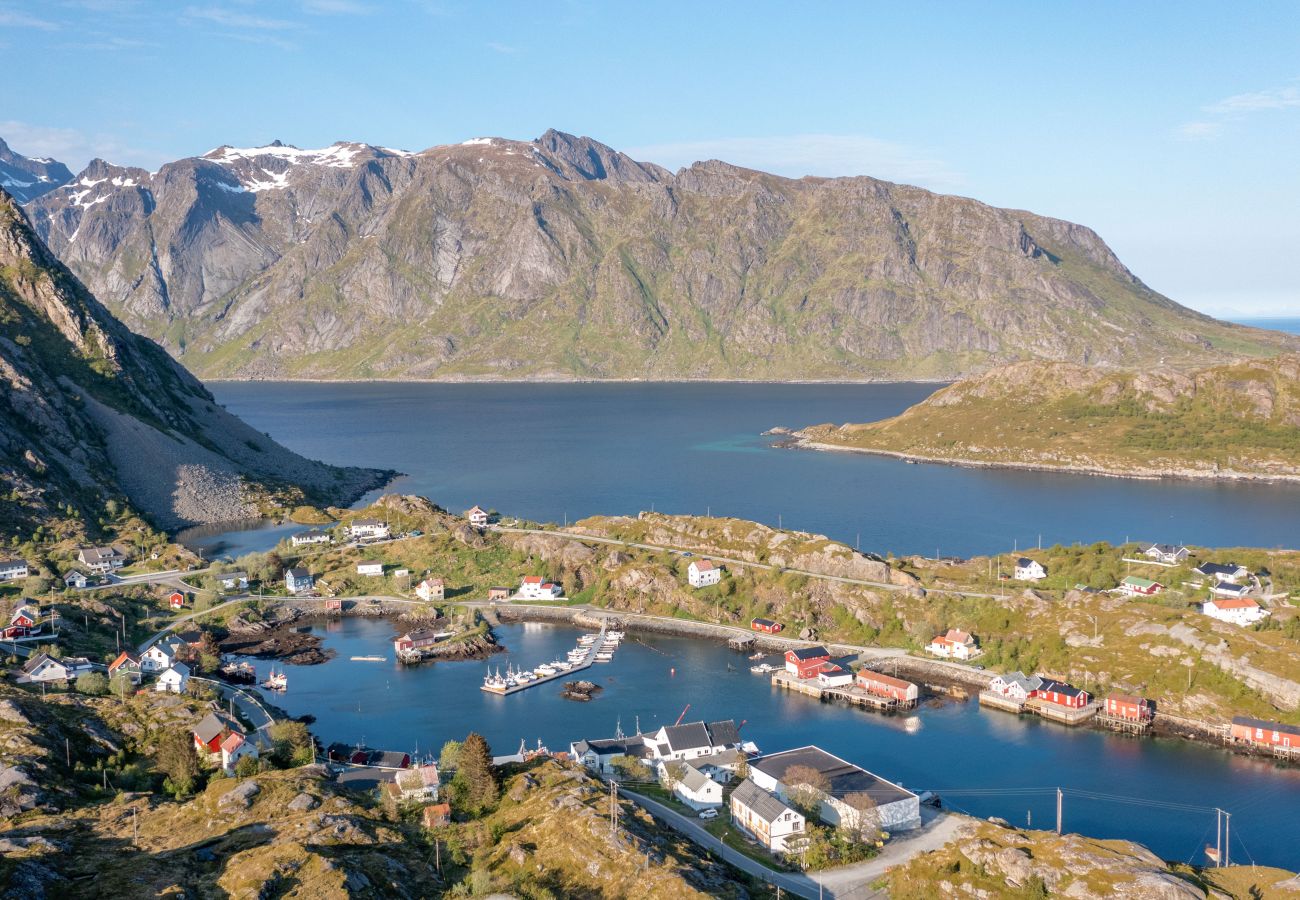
[[190, 675, 278, 742]]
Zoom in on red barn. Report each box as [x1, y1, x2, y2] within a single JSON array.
[[1231, 716, 1300, 750], [856, 670, 920, 703], [1034, 680, 1090, 709], [750, 618, 783, 634], [168, 591, 185, 609], [1105, 694, 1152, 721], [784, 646, 831, 678], [4, 606, 39, 638]]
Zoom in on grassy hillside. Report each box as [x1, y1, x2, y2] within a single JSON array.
[[796, 357, 1300, 480]]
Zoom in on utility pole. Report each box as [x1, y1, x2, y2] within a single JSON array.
[[66, 738, 71, 767], [132, 806, 138, 848], [1055, 788, 1062, 835], [1214, 808, 1222, 867], [1224, 812, 1230, 867], [609, 780, 618, 837]]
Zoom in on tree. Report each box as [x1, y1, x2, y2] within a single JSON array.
[[840, 792, 880, 842], [608, 754, 643, 782], [235, 754, 261, 777], [269, 721, 315, 767], [439, 739, 463, 773], [75, 672, 108, 696], [110, 673, 134, 699], [733, 748, 750, 781], [662, 761, 687, 792], [449, 732, 498, 816], [156, 728, 200, 799], [782, 764, 830, 816]]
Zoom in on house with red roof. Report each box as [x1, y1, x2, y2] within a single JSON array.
[[856, 670, 920, 704], [108, 652, 142, 685], [925, 628, 979, 660], [220, 731, 259, 773], [516, 575, 563, 601], [687, 559, 722, 588]]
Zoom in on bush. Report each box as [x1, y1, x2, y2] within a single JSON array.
[[75, 672, 109, 696], [235, 754, 261, 777]]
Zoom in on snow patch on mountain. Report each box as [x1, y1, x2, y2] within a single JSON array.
[[204, 141, 369, 168]]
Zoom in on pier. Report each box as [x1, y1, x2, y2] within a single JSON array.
[[1096, 712, 1152, 735], [1024, 697, 1101, 725], [480, 623, 617, 696], [978, 690, 1026, 713], [770, 670, 908, 712]]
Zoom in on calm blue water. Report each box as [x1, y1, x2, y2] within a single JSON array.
[[192, 381, 1300, 559], [250, 618, 1300, 869], [1233, 317, 1300, 335]]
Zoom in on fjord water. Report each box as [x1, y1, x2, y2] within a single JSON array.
[[256, 619, 1300, 869], [196, 381, 1300, 559]]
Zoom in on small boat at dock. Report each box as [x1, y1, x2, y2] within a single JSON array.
[[749, 651, 765, 661], [350, 655, 386, 662], [261, 668, 288, 691], [750, 663, 774, 674]]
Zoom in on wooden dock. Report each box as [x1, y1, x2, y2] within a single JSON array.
[[1025, 698, 1101, 725], [728, 635, 757, 652], [1096, 713, 1152, 734], [770, 671, 904, 712], [978, 690, 1026, 713]]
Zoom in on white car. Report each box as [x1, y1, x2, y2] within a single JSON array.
[[698, 808, 719, 820]]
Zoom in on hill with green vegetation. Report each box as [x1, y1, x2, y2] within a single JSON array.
[[0, 188, 388, 540], [23, 131, 1296, 381], [793, 356, 1300, 480]]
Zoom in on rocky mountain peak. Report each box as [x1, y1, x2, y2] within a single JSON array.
[[0, 137, 74, 203], [533, 128, 668, 183]]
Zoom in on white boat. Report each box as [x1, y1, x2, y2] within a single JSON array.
[[750, 663, 774, 674], [749, 651, 765, 661], [261, 668, 288, 691], [595, 651, 614, 662], [351, 655, 386, 662], [577, 634, 599, 645], [607, 631, 625, 640], [535, 664, 556, 676]]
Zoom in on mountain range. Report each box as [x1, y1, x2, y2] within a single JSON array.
[[0, 187, 385, 537], [8, 129, 1295, 380], [0, 138, 73, 204]]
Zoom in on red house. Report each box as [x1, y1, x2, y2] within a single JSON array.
[[1105, 694, 1152, 721], [856, 670, 920, 703], [751, 618, 783, 634], [784, 646, 831, 678], [168, 591, 185, 609], [1034, 680, 1090, 709], [1231, 716, 1300, 750], [3, 605, 39, 638], [192, 712, 242, 753]]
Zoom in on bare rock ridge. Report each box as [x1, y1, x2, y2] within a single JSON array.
[[0, 188, 388, 535], [0, 138, 73, 204], [17, 129, 1295, 380]]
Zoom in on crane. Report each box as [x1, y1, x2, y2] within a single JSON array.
[[674, 704, 691, 726]]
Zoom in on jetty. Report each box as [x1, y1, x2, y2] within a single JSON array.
[[481, 623, 621, 696], [770, 670, 905, 712]]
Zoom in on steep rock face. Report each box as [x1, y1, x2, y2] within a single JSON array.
[[0, 189, 387, 536], [0, 138, 73, 204], [22, 130, 1292, 380]]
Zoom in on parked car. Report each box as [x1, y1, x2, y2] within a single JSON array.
[[698, 808, 718, 820]]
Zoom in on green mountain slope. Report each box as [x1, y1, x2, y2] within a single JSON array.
[[0, 188, 387, 538], [24, 130, 1296, 380], [793, 356, 1300, 480]]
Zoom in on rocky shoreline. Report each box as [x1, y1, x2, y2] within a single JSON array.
[[774, 430, 1300, 484]]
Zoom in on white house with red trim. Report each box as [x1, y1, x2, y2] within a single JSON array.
[[687, 559, 722, 588], [516, 576, 563, 601], [926, 628, 979, 660], [220, 732, 259, 773], [1202, 596, 1268, 626]]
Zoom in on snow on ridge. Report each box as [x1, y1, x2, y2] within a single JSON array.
[[203, 141, 389, 169], [214, 181, 247, 194], [245, 168, 290, 192], [110, 176, 137, 187], [461, 137, 495, 146], [78, 176, 106, 187]]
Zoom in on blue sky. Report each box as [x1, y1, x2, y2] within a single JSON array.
[[2, 1, 1298, 317]]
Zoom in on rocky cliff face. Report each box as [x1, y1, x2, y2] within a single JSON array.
[[0, 189, 387, 537], [21, 130, 1291, 380], [0, 138, 72, 204]]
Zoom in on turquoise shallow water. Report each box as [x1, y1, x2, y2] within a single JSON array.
[[189, 381, 1300, 559], [248, 618, 1300, 870]]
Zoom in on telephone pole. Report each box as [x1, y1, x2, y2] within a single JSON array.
[[1224, 812, 1231, 867], [609, 780, 618, 837], [1214, 808, 1222, 867], [1055, 788, 1063, 835]]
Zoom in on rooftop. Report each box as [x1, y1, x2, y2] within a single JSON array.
[[731, 777, 799, 824], [751, 746, 915, 806]]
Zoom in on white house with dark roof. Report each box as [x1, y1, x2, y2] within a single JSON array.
[[730, 778, 805, 854], [348, 519, 390, 541], [63, 570, 90, 589], [291, 530, 332, 547], [643, 719, 747, 762], [1013, 558, 1046, 582], [156, 662, 190, 693], [356, 561, 384, 577], [569, 735, 650, 774], [1143, 543, 1190, 565], [1195, 562, 1249, 584], [0, 559, 29, 582], [218, 572, 249, 590], [284, 567, 315, 595], [140, 641, 178, 672], [750, 745, 920, 832], [18, 653, 70, 684], [989, 671, 1043, 701], [78, 546, 126, 573], [687, 559, 722, 588], [662, 761, 724, 810]]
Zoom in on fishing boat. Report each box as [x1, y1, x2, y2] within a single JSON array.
[[350, 655, 386, 662], [535, 663, 557, 677], [261, 668, 288, 691], [749, 663, 774, 674], [1204, 845, 1220, 864], [748, 651, 765, 661], [577, 634, 599, 645], [607, 630, 625, 640]]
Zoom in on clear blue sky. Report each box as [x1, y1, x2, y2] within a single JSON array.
[[3, 1, 1298, 316]]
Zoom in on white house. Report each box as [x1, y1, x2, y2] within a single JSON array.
[[218, 572, 249, 590], [1211, 580, 1250, 599], [926, 628, 979, 660], [395, 763, 441, 802], [816, 663, 854, 688], [569, 736, 650, 774], [284, 567, 315, 595], [291, 530, 332, 547], [988, 671, 1043, 701], [730, 778, 806, 854], [63, 570, 90, 589], [349, 519, 391, 541], [415, 578, 445, 602], [687, 559, 722, 588], [1119, 576, 1164, 597], [220, 732, 259, 773], [156, 662, 191, 693], [0, 559, 29, 582], [18, 653, 70, 684], [1013, 557, 1046, 582], [356, 562, 384, 577], [516, 576, 563, 601], [78, 546, 126, 573], [663, 762, 724, 810], [1195, 562, 1249, 584], [1202, 597, 1268, 627], [140, 640, 181, 672], [749, 745, 920, 833], [1143, 543, 1191, 565], [642, 720, 747, 762], [466, 506, 491, 528]]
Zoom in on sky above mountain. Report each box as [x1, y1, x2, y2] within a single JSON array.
[[2, 1, 1297, 317]]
